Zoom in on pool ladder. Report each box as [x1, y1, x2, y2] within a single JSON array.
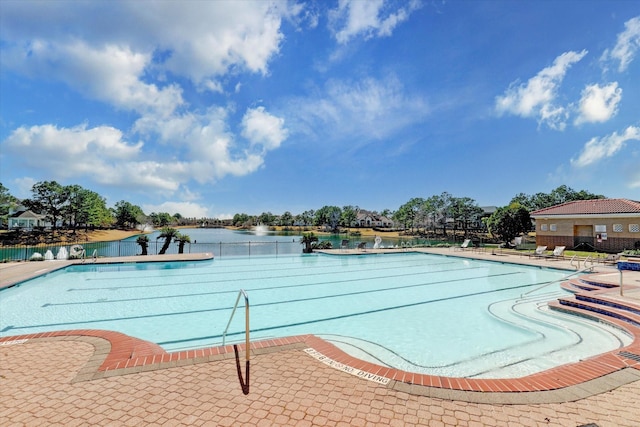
[[222, 289, 250, 395]]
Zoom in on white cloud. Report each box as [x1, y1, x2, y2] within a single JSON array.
[[241, 107, 289, 151], [4, 40, 183, 117], [329, 0, 422, 44], [285, 75, 428, 146], [0, 1, 297, 88], [142, 201, 211, 218], [133, 105, 289, 183], [495, 50, 587, 130], [574, 82, 622, 125], [601, 16, 640, 72], [571, 126, 640, 167], [2, 124, 183, 192]]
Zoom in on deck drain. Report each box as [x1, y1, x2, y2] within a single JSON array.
[[618, 351, 640, 362]]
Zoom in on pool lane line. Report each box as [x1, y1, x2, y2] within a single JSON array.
[[78, 257, 460, 282], [159, 279, 564, 347], [11, 271, 538, 333], [66, 260, 466, 291], [50, 265, 495, 305]]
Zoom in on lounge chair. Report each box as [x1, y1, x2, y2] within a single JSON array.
[[603, 253, 621, 265], [456, 239, 471, 251], [546, 246, 565, 260], [356, 242, 366, 251], [529, 246, 547, 258], [340, 239, 349, 251]]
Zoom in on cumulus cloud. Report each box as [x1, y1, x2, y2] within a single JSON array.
[[4, 40, 184, 116], [574, 82, 622, 125], [495, 50, 588, 130], [1, 124, 184, 191], [0, 1, 295, 88], [571, 126, 640, 167], [142, 201, 211, 218], [329, 0, 422, 44], [601, 16, 640, 72], [241, 107, 289, 151], [0, 1, 294, 195]]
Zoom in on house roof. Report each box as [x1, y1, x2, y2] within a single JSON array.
[[531, 199, 640, 216], [9, 209, 45, 219]]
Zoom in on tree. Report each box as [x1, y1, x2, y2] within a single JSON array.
[[314, 206, 341, 232], [484, 204, 531, 244], [300, 232, 318, 253], [449, 197, 483, 238], [394, 198, 424, 232], [258, 211, 276, 226], [279, 211, 294, 227], [232, 213, 250, 227], [340, 205, 358, 228], [66, 185, 112, 231], [23, 181, 68, 235], [175, 233, 191, 254], [150, 212, 173, 227], [0, 183, 19, 225], [113, 201, 145, 229], [136, 235, 150, 255], [157, 227, 179, 255], [510, 185, 605, 211]]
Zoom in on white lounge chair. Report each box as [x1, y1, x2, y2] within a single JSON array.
[[546, 246, 565, 260], [457, 239, 471, 250], [529, 246, 547, 258]]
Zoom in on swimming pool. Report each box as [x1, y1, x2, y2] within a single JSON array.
[[0, 253, 631, 378]]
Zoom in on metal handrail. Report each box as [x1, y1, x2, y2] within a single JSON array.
[[520, 265, 595, 298], [222, 289, 250, 394], [222, 289, 250, 348]]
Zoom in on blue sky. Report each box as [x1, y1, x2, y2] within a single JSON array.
[[1, 1, 639, 219]]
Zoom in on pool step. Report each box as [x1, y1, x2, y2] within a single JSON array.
[[551, 297, 640, 328], [560, 277, 617, 294]]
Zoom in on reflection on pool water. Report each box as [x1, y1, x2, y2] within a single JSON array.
[[0, 253, 631, 378]]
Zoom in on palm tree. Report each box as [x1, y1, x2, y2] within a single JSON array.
[[300, 232, 318, 253], [158, 227, 179, 255], [175, 233, 191, 254], [136, 235, 150, 255]]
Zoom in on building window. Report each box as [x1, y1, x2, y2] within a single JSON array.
[[550, 224, 557, 232], [630, 224, 640, 233], [613, 224, 623, 232], [595, 225, 606, 232], [540, 224, 548, 231]]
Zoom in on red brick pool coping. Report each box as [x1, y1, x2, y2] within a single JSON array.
[[3, 323, 640, 404]]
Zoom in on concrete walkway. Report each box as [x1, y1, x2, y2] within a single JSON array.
[[2, 250, 640, 426]]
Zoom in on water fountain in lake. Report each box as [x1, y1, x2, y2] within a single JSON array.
[[253, 224, 269, 236]]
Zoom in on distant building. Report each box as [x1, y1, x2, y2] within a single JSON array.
[[530, 199, 640, 253], [354, 211, 394, 228], [7, 208, 48, 229]]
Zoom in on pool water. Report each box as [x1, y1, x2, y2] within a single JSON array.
[[0, 253, 631, 378]]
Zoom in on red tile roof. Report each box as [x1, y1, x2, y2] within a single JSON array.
[[531, 199, 640, 216]]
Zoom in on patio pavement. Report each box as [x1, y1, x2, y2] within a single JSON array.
[[1, 249, 640, 426]]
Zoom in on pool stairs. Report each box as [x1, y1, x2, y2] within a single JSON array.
[[549, 277, 640, 330]]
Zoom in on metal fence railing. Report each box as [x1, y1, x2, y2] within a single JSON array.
[[0, 240, 304, 262]]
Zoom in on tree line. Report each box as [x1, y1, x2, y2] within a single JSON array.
[[1, 181, 604, 244]]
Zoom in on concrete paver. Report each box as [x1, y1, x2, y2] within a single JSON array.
[[2, 339, 639, 426], [2, 250, 640, 425]]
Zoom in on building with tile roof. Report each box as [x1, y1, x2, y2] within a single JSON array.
[[530, 199, 640, 253]]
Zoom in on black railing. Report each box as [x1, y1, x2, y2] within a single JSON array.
[[0, 240, 304, 262]]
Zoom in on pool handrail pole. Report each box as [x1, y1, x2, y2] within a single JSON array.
[[222, 289, 250, 353], [520, 265, 595, 298]]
